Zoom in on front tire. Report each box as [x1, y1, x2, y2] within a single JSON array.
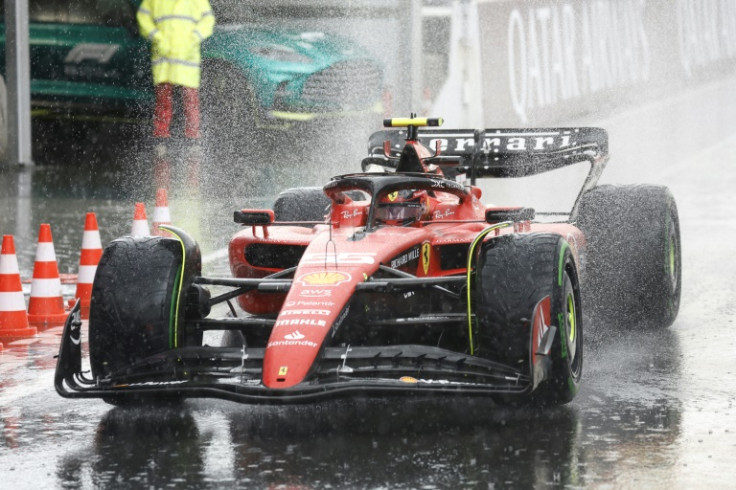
[[474, 234, 583, 405], [89, 234, 201, 380]]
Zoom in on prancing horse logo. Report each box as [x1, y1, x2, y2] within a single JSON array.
[[421, 242, 431, 274]]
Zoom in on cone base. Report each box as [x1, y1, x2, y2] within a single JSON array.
[[0, 326, 38, 341], [28, 311, 69, 328]]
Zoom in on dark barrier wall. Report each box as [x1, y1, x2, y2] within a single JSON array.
[[478, 0, 736, 125]]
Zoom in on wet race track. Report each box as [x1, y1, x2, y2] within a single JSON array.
[[2, 79, 736, 488]]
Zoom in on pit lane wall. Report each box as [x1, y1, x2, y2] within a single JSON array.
[[463, 0, 736, 126]]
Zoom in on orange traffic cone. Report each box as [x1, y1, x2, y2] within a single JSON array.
[[27, 224, 68, 328], [131, 202, 150, 236], [152, 188, 172, 236], [0, 235, 37, 340], [75, 212, 103, 319]]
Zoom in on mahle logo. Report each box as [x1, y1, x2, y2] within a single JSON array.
[[298, 271, 352, 286]]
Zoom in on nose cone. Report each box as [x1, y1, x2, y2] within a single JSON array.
[[263, 320, 325, 388], [262, 269, 359, 389]]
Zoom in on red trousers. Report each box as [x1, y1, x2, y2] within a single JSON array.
[[153, 83, 200, 139]]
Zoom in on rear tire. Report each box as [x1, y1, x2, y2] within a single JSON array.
[[273, 187, 330, 223], [474, 234, 583, 405], [577, 185, 681, 330], [89, 235, 200, 380]]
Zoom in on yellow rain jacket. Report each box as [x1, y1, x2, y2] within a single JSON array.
[[137, 0, 215, 89]]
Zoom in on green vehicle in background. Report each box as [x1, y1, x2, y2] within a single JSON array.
[[0, 0, 383, 141]]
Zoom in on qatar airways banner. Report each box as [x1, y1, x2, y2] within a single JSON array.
[[478, 0, 736, 125]]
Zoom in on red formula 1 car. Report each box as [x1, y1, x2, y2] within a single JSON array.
[[55, 117, 681, 405]]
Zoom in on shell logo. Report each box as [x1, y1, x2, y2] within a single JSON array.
[[298, 271, 352, 286]]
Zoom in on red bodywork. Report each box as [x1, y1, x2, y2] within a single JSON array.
[[228, 138, 585, 390]]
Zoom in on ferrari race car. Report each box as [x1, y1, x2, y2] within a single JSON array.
[[55, 117, 681, 406]]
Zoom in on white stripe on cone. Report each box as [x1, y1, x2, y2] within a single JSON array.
[[77, 265, 97, 283], [0, 291, 26, 311], [0, 255, 19, 274], [29, 278, 63, 298], [131, 219, 150, 236], [81, 229, 102, 249], [33, 242, 57, 261], [153, 206, 171, 224]]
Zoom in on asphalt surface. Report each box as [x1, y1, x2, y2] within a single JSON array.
[[1, 79, 736, 488]]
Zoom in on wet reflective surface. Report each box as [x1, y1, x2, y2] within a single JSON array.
[[2, 82, 736, 488]]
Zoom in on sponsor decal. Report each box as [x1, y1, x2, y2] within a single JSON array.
[[280, 309, 331, 316], [284, 330, 305, 340], [278, 366, 288, 376], [285, 300, 336, 307], [119, 380, 188, 387], [332, 306, 350, 333], [390, 246, 420, 269], [412, 378, 485, 386], [301, 252, 375, 265], [275, 318, 327, 327], [268, 339, 319, 348], [433, 209, 456, 220], [533, 296, 552, 361], [298, 271, 352, 286], [428, 134, 573, 153], [300, 289, 333, 298], [421, 242, 431, 275], [341, 209, 363, 219]]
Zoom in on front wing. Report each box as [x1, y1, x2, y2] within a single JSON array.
[[55, 303, 534, 404]]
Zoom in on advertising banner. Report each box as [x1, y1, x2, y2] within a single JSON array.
[[477, 0, 736, 125]]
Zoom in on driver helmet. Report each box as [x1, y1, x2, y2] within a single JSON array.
[[375, 189, 428, 226]]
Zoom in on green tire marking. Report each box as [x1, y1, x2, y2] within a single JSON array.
[[168, 266, 182, 348], [558, 241, 569, 286], [160, 225, 187, 349], [558, 312, 568, 359], [465, 222, 512, 356]]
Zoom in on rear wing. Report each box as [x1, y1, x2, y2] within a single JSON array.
[[366, 127, 609, 181]]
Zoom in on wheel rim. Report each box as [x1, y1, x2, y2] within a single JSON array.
[[667, 218, 678, 292], [562, 272, 582, 378], [566, 289, 577, 363]]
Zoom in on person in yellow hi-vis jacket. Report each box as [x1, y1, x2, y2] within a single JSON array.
[[137, 0, 215, 140]]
